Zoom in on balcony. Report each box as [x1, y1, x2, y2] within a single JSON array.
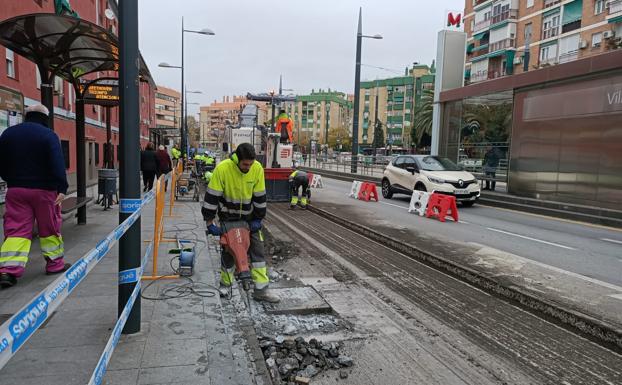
[[609, 0, 622, 15], [542, 26, 560, 40], [489, 38, 515, 52], [474, 18, 492, 32], [470, 44, 490, 59], [470, 70, 489, 83], [491, 9, 518, 25], [558, 51, 578, 63], [544, 0, 562, 8]]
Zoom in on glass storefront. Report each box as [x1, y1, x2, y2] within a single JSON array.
[[440, 91, 514, 185]]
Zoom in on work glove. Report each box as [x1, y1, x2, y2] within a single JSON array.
[[207, 223, 222, 236], [249, 219, 262, 233]]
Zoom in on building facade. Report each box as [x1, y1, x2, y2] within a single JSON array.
[[199, 96, 271, 147], [0, 0, 155, 192], [284, 90, 352, 147], [357, 65, 435, 148], [464, 0, 622, 84], [153, 85, 180, 145]]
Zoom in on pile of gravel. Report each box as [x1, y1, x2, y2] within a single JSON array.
[[260, 336, 353, 384]]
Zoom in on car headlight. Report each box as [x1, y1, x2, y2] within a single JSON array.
[[427, 176, 445, 184]]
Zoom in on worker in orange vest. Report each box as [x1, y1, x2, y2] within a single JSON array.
[[274, 109, 293, 144]]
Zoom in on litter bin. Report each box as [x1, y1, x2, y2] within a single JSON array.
[[98, 168, 118, 209]]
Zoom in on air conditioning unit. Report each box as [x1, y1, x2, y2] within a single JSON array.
[[604, 30, 615, 39], [579, 40, 588, 49]]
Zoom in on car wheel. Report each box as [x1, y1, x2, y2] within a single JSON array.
[[461, 201, 475, 207], [381, 179, 393, 199]]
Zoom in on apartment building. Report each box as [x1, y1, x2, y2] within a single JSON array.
[[357, 65, 435, 148], [284, 90, 352, 146], [464, 0, 622, 83], [154, 86, 180, 140]]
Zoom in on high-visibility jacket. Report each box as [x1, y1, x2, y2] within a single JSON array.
[[288, 170, 308, 183], [206, 157, 215, 165], [201, 158, 267, 222], [275, 113, 293, 142], [171, 148, 181, 160]]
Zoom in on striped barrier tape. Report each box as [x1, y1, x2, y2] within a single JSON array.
[[0, 190, 155, 370], [88, 241, 153, 385]]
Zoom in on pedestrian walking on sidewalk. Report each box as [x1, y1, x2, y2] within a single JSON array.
[[140, 142, 159, 192], [0, 104, 70, 288], [202, 143, 280, 303], [156, 145, 172, 191]]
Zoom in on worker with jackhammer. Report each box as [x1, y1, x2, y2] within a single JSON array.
[[202, 143, 280, 303], [289, 168, 310, 209]]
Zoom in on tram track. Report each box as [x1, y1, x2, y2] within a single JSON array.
[[268, 203, 622, 385]]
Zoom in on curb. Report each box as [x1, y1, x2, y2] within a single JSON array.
[[307, 204, 622, 353]]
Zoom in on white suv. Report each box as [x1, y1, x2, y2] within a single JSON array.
[[382, 155, 481, 206]]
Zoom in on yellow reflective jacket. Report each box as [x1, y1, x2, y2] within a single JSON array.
[[201, 158, 266, 222]]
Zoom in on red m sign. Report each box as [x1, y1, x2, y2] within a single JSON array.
[[447, 12, 462, 28]]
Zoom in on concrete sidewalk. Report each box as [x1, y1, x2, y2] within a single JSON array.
[[0, 191, 266, 385]]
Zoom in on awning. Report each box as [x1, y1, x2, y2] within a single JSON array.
[[562, 0, 583, 25], [608, 15, 622, 24], [473, 31, 488, 41], [505, 50, 515, 75], [0, 13, 154, 85]]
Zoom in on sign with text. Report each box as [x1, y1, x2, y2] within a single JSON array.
[[80, 79, 119, 106]]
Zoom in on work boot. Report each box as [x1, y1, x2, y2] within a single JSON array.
[[0, 273, 17, 289], [252, 287, 280, 303], [218, 283, 232, 298], [45, 259, 71, 275]]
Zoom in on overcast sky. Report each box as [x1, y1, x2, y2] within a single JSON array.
[[138, 0, 464, 116]]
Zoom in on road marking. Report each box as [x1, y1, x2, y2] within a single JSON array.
[[380, 201, 408, 210], [601, 238, 622, 245], [486, 227, 576, 250], [459, 220, 470, 224], [478, 203, 622, 233]]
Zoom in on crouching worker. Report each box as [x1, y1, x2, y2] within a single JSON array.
[[289, 169, 310, 209], [201, 143, 279, 303]]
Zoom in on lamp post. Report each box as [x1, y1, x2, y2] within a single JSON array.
[[351, 7, 382, 173], [159, 18, 214, 159]]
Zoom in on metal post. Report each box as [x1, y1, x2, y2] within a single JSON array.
[[38, 65, 55, 131], [351, 8, 363, 173], [75, 96, 87, 224], [180, 17, 186, 159], [118, 0, 141, 334], [106, 106, 113, 169]]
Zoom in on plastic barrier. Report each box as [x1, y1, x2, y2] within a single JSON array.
[[310, 174, 324, 189], [349, 181, 363, 199], [0, 190, 155, 370], [358, 182, 379, 202], [168, 161, 183, 216], [88, 240, 153, 385], [408, 191, 430, 216], [425, 193, 459, 222]]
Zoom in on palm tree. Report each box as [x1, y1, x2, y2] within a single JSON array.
[[411, 89, 434, 147]]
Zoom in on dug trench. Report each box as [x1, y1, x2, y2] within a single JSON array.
[[249, 203, 622, 385]]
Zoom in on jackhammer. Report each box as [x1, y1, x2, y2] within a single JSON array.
[[219, 220, 254, 314]]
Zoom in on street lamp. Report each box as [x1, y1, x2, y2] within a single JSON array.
[[159, 17, 214, 159], [351, 7, 382, 173]]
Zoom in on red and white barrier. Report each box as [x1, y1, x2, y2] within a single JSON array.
[[408, 191, 430, 216]]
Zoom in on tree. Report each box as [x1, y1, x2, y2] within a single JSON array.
[[372, 120, 385, 148], [186, 116, 200, 144], [411, 89, 434, 147], [327, 126, 351, 152]]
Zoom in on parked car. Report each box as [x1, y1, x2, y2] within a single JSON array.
[[382, 155, 481, 206]]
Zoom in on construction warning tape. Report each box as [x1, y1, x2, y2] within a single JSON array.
[[0, 190, 155, 370]]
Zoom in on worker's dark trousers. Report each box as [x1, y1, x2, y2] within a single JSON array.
[[220, 230, 269, 289], [290, 178, 310, 206]]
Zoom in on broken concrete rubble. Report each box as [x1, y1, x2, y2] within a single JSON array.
[[259, 336, 355, 385]]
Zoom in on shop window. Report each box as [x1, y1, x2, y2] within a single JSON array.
[[95, 143, 100, 166]]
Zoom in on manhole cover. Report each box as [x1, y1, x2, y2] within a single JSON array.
[[263, 286, 332, 315]]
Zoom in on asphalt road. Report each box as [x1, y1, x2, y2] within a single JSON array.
[[312, 178, 622, 286]]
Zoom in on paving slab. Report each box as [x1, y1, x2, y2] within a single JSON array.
[[262, 286, 333, 315]]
